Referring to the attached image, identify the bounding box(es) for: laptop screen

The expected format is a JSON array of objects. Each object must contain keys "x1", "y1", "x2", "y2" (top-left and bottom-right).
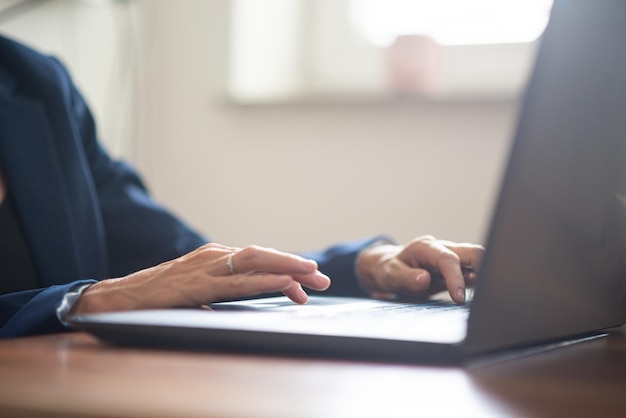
[{"x1": 465, "y1": 0, "x2": 626, "y2": 354}]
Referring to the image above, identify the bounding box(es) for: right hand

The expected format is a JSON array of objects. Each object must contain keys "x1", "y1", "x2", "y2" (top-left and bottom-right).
[
  {"x1": 356, "y1": 236, "x2": 484, "y2": 304},
  {"x1": 69, "y1": 243, "x2": 331, "y2": 315}
]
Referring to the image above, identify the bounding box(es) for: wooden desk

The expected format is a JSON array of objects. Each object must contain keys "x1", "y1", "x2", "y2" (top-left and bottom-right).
[{"x1": 0, "y1": 326, "x2": 624, "y2": 418}]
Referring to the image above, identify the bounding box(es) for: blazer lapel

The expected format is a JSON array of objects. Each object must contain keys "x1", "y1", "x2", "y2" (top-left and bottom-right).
[{"x1": 0, "y1": 76, "x2": 107, "y2": 286}]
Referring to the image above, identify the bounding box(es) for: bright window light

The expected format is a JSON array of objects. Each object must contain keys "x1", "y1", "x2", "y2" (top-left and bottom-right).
[{"x1": 352, "y1": 0, "x2": 554, "y2": 47}]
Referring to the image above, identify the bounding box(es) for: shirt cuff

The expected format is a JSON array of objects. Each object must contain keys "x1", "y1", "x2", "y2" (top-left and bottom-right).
[{"x1": 56, "y1": 283, "x2": 94, "y2": 326}]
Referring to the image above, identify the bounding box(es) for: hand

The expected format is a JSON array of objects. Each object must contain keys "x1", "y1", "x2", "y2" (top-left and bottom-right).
[
  {"x1": 70, "y1": 243, "x2": 331, "y2": 315},
  {"x1": 355, "y1": 235, "x2": 484, "y2": 304}
]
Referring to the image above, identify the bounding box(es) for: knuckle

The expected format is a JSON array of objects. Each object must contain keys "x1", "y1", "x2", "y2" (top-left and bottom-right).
[
  {"x1": 228, "y1": 275, "x2": 246, "y2": 291},
  {"x1": 200, "y1": 243, "x2": 219, "y2": 251},
  {"x1": 414, "y1": 276, "x2": 431, "y2": 293},
  {"x1": 195, "y1": 244, "x2": 220, "y2": 259},
  {"x1": 238, "y1": 245, "x2": 263, "y2": 262},
  {"x1": 416, "y1": 235, "x2": 436, "y2": 243},
  {"x1": 410, "y1": 235, "x2": 436, "y2": 250},
  {"x1": 243, "y1": 244, "x2": 265, "y2": 254},
  {"x1": 438, "y1": 251, "x2": 460, "y2": 268}
]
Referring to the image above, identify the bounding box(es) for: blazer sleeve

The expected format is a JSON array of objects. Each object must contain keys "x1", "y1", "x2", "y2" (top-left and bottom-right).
[{"x1": 0, "y1": 280, "x2": 96, "y2": 338}]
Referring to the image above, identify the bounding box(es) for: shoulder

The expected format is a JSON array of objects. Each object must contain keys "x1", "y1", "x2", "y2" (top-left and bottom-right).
[
  {"x1": 0, "y1": 35, "x2": 51, "y2": 67},
  {"x1": 0, "y1": 35, "x2": 70, "y2": 96}
]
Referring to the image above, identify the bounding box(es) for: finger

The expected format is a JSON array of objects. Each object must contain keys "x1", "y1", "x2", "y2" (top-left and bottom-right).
[
  {"x1": 440, "y1": 240, "x2": 484, "y2": 262},
  {"x1": 206, "y1": 273, "x2": 294, "y2": 302},
  {"x1": 400, "y1": 237, "x2": 466, "y2": 304},
  {"x1": 371, "y1": 256, "x2": 432, "y2": 295},
  {"x1": 290, "y1": 271, "x2": 331, "y2": 291},
  {"x1": 204, "y1": 246, "x2": 317, "y2": 277},
  {"x1": 441, "y1": 241, "x2": 485, "y2": 285},
  {"x1": 433, "y1": 248, "x2": 466, "y2": 304},
  {"x1": 282, "y1": 282, "x2": 309, "y2": 304},
  {"x1": 205, "y1": 251, "x2": 330, "y2": 291}
]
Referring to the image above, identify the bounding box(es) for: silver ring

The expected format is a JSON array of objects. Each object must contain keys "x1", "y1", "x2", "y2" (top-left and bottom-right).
[{"x1": 226, "y1": 252, "x2": 236, "y2": 274}]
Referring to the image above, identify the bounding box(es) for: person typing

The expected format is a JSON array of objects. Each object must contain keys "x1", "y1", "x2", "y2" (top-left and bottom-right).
[{"x1": 0, "y1": 35, "x2": 483, "y2": 339}]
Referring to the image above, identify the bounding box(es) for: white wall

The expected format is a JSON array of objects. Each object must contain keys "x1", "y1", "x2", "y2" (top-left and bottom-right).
[
  {"x1": 1, "y1": 0, "x2": 519, "y2": 253},
  {"x1": 133, "y1": 0, "x2": 517, "y2": 252}
]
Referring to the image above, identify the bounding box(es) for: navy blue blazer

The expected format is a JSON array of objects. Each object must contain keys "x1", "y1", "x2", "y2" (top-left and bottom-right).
[{"x1": 0, "y1": 36, "x2": 378, "y2": 338}]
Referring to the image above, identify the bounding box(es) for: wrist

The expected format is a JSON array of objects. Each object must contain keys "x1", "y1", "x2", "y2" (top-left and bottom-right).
[
  {"x1": 355, "y1": 240, "x2": 397, "y2": 296},
  {"x1": 68, "y1": 277, "x2": 133, "y2": 316},
  {"x1": 56, "y1": 282, "x2": 96, "y2": 325}
]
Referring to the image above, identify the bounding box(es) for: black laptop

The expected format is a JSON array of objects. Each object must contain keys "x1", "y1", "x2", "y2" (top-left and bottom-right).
[{"x1": 70, "y1": 0, "x2": 626, "y2": 364}]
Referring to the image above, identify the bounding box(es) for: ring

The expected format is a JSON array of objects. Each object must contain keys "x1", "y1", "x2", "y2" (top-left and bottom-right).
[{"x1": 226, "y1": 252, "x2": 237, "y2": 274}]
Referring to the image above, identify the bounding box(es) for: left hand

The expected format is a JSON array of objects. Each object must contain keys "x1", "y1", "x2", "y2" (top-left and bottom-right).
[
  {"x1": 69, "y1": 243, "x2": 331, "y2": 316},
  {"x1": 355, "y1": 235, "x2": 484, "y2": 304}
]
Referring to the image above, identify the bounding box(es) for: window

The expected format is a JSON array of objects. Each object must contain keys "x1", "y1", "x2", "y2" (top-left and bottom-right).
[
  {"x1": 352, "y1": 0, "x2": 552, "y2": 47},
  {"x1": 228, "y1": 0, "x2": 554, "y2": 104}
]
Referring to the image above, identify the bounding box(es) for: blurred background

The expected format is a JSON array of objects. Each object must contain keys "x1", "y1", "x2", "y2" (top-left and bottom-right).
[{"x1": 0, "y1": 0, "x2": 553, "y2": 252}]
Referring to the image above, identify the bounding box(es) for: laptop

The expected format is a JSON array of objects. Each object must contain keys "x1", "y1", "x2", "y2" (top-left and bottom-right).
[{"x1": 70, "y1": 0, "x2": 626, "y2": 364}]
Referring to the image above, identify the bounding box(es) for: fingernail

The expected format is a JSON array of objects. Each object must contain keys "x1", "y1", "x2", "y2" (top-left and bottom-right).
[
  {"x1": 317, "y1": 273, "x2": 331, "y2": 290},
  {"x1": 415, "y1": 272, "x2": 426, "y2": 291},
  {"x1": 297, "y1": 287, "x2": 309, "y2": 303},
  {"x1": 456, "y1": 288, "x2": 466, "y2": 304}
]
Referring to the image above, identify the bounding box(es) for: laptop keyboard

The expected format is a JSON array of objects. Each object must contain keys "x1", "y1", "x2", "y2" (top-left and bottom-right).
[
  {"x1": 213, "y1": 296, "x2": 470, "y2": 321},
  {"x1": 323, "y1": 300, "x2": 470, "y2": 323},
  {"x1": 206, "y1": 296, "x2": 472, "y2": 343}
]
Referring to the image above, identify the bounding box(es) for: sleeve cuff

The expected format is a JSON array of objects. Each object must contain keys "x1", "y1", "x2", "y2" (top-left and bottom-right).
[{"x1": 56, "y1": 283, "x2": 94, "y2": 326}]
